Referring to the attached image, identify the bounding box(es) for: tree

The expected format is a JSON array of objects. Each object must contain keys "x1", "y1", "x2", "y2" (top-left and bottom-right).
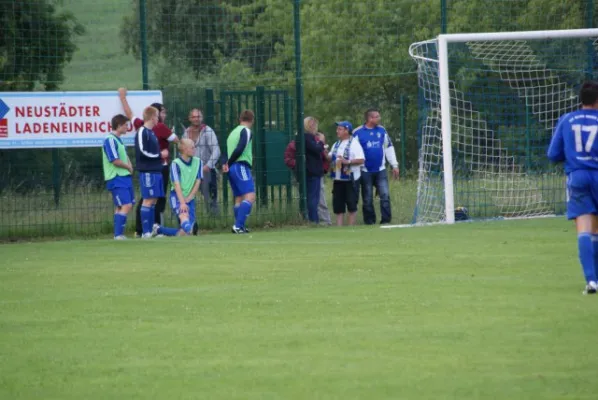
[
  {"x1": 0, "y1": 0, "x2": 84, "y2": 91},
  {"x1": 120, "y1": 0, "x2": 596, "y2": 171},
  {"x1": 121, "y1": 0, "x2": 247, "y2": 76}
]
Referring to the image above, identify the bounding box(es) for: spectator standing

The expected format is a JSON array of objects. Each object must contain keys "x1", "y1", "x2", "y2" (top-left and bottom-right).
[{"x1": 352, "y1": 108, "x2": 399, "y2": 225}]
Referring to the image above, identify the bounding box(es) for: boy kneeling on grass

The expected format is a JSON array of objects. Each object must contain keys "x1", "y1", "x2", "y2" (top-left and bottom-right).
[
  {"x1": 152, "y1": 139, "x2": 203, "y2": 236},
  {"x1": 102, "y1": 114, "x2": 135, "y2": 240}
]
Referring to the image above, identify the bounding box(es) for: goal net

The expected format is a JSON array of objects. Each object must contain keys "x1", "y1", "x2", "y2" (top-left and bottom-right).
[{"x1": 409, "y1": 29, "x2": 598, "y2": 224}]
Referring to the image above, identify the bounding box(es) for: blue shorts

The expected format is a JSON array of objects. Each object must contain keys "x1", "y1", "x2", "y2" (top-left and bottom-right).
[
  {"x1": 169, "y1": 191, "x2": 196, "y2": 224},
  {"x1": 139, "y1": 172, "x2": 165, "y2": 199},
  {"x1": 228, "y1": 163, "x2": 255, "y2": 197},
  {"x1": 110, "y1": 186, "x2": 135, "y2": 207},
  {"x1": 566, "y1": 170, "x2": 598, "y2": 220}
]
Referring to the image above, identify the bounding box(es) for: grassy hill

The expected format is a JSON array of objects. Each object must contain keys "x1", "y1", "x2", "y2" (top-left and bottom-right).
[{"x1": 60, "y1": 0, "x2": 143, "y2": 91}]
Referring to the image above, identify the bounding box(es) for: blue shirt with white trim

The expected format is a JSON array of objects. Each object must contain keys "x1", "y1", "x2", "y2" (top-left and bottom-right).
[
  {"x1": 548, "y1": 109, "x2": 598, "y2": 174},
  {"x1": 352, "y1": 124, "x2": 396, "y2": 172},
  {"x1": 134, "y1": 126, "x2": 162, "y2": 173},
  {"x1": 102, "y1": 135, "x2": 132, "y2": 190}
]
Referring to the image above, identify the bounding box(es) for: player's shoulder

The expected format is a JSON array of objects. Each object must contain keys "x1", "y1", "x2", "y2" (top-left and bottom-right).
[
  {"x1": 171, "y1": 159, "x2": 182, "y2": 170},
  {"x1": 241, "y1": 127, "x2": 252, "y2": 137},
  {"x1": 560, "y1": 109, "x2": 592, "y2": 122},
  {"x1": 377, "y1": 125, "x2": 388, "y2": 133},
  {"x1": 104, "y1": 134, "x2": 120, "y2": 146},
  {"x1": 352, "y1": 125, "x2": 365, "y2": 135}
]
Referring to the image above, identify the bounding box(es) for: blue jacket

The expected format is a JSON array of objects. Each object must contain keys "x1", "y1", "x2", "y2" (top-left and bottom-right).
[{"x1": 135, "y1": 126, "x2": 163, "y2": 173}]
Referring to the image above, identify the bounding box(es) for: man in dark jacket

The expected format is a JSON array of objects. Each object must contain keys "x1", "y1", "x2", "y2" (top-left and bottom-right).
[{"x1": 303, "y1": 117, "x2": 325, "y2": 223}]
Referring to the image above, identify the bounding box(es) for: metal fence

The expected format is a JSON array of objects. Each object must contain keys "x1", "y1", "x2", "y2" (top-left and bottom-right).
[{"x1": 0, "y1": 0, "x2": 596, "y2": 238}]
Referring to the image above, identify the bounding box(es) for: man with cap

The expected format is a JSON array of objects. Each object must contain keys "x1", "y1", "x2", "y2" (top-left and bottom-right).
[
  {"x1": 118, "y1": 88, "x2": 179, "y2": 235},
  {"x1": 327, "y1": 121, "x2": 365, "y2": 226}
]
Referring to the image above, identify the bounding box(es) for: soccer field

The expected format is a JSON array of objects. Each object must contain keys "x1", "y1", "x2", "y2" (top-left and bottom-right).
[{"x1": 1, "y1": 218, "x2": 596, "y2": 399}]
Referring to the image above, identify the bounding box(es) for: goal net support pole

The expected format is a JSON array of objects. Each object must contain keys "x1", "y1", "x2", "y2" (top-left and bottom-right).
[{"x1": 410, "y1": 28, "x2": 598, "y2": 225}]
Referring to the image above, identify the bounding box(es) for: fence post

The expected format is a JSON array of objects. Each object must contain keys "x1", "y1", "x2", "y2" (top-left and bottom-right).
[
  {"x1": 284, "y1": 95, "x2": 293, "y2": 205},
  {"x1": 139, "y1": 0, "x2": 149, "y2": 90},
  {"x1": 205, "y1": 89, "x2": 215, "y2": 127},
  {"x1": 52, "y1": 149, "x2": 60, "y2": 207},
  {"x1": 586, "y1": 0, "x2": 595, "y2": 79},
  {"x1": 400, "y1": 95, "x2": 407, "y2": 176},
  {"x1": 440, "y1": 0, "x2": 447, "y2": 34},
  {"x1": 293, "y1": 0, "x2": 307, "y2": 220},
  {"x1": 220, "y1": 95, "x2": 229, "y2": 214},
  {"x1": 256, "y1": 86, "x2": 268, "y2": 207},
  {"x1": 525, "y1": 97, "x2": 532, "y2": 171}
]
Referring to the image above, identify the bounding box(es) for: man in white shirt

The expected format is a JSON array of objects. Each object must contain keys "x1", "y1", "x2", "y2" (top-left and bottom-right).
[{"x1": 327, "y1": 121, "x2": 365, "y2": 226}]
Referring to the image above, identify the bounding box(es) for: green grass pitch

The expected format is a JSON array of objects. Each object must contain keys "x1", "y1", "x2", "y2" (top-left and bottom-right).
[{"x1": 1, "y1": 218, "x2": 597, "y2": 399}]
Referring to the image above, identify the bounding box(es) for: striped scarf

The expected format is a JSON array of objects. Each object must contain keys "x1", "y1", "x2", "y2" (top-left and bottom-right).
[{"x1": 329, "y1": 138, "x2": 353, "y2": 180}]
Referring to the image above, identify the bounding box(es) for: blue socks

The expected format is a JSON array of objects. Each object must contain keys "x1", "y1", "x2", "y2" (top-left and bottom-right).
[
  {"x1": 578, "y1": 233, "x2": 597, "y2": 283},
  {"x1": 114, "y1": 213, "x2": 127, "y2": 237},
  {"x1": 234, "y1": 204, "x2": 240, "y2": 223},
  {"x1": 592, "y1": 235, "x2": 598, "y2": 280},
  {"x1": 149, "y1": 205, "x2": 156, "y2": 230},
  {"x1": 140, "y1": 206, "x2": 152, "y2": 235},
  {"x1": 181, "y1": 220, "x2": 193, "y2": 234},
  {"x1": 155, "y1": 221, "x2": 193, "y2": 237},
  {"x1": 235, "y1": 200, "x2": 253, "y2": 229},
  {"x1": 157, "y1": 226, "x2": 179, "y2": 236}
]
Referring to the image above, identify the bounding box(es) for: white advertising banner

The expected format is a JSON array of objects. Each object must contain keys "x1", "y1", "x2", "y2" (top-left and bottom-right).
[{"x1": 0, "y1": 90, "x2": 163, "y2": 149}]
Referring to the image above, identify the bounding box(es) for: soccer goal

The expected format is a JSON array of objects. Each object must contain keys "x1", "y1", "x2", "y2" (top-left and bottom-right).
[{"x1": 407, "y1": 28, "x2": 598, "y2": 225}]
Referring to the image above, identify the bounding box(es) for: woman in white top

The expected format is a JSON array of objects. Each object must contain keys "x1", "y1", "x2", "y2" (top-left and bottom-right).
[{"x1": 327, "y1": 121, "x2": 365, "y2": 226}]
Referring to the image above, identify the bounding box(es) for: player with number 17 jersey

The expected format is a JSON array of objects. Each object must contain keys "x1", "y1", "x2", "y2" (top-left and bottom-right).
[
  {"x1": 547, "y1": 81, "x2": 598, "y2": 295},
  {"x1": 548, "y1": 108, "x2": 598, "y2": 220}
]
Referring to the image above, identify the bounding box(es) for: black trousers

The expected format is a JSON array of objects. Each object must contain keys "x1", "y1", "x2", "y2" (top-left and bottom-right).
[{"x1": 135, "y1": 164, "x2": 169, "y2": 234}]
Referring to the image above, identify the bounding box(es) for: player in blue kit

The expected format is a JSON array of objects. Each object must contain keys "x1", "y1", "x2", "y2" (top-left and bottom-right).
[
  {"x1": 151, "y1": 139, "x2": 203, "y2": 237},
  {"x1": 548, "y1": 81, "x2": 598, "y2": 294},
  {"x1": 102, "y1": 114, "x2": 134, "y2": 240},
  {"x1": 222, "y1": 110, "x2": 255, "y2": 234},
  {"x1": 135, "y1": 106, "x2": 168, "y2": 238}
]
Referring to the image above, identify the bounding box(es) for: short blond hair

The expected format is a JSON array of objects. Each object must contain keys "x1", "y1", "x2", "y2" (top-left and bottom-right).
[
  {"x1": 143, "y1": 106, "x2": 159, "y2": 122},
  {"x1": 304, "y1": 116, "x2": 318, "y2": 134},
  {"x1": 178, "y1": 138, "x2": 195, "y2": 152}
]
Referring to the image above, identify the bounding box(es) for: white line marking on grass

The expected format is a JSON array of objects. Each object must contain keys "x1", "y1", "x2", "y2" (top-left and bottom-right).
[{"x1": 381, "y1": 214, "x2": 560, "y2": 229}]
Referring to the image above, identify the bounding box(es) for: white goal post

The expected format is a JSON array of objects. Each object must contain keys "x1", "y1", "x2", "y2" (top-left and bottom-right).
[{"x1": 408, "y1": 28, "x2": 598, "y2": 225}]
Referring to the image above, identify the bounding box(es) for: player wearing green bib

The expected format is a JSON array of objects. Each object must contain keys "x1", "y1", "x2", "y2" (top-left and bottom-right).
[
  {"x1": 152, "y1": 139, "x2": 203, "y2": 236},
  {"x1": 222, "y1": 110, "x2": 255, "y2": 234},
  {"x1": 102, "y1": 114, "x2": 134, "y2": 240}
]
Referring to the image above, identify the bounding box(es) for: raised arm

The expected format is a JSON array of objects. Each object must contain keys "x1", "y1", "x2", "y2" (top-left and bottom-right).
[
  {"x1": 118, "y1": 88, "x2": 134, "y2": 121},
  {"x1": 305, "y1": 133, "x2": 324, "y2": 156}
]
